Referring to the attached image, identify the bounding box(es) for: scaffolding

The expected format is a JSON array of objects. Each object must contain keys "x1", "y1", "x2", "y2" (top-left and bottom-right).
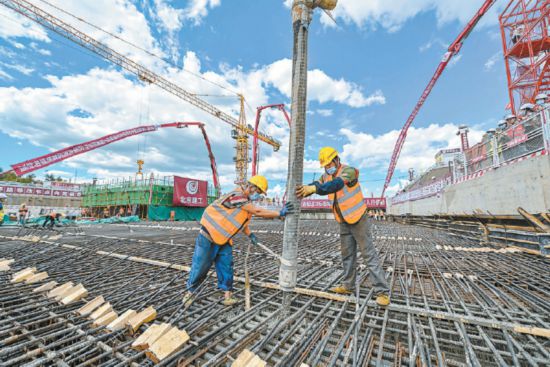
[{"x1": 81, "y1": 176, "x2": 218, "y2": 219}]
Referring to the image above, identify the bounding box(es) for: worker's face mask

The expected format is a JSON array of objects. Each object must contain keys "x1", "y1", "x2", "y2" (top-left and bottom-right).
[
  {"x1": 248, "y1": 185, "x2": 263, "y2": 201},
  {"x1": 325, "y1": 165, "x2": 337, "y2": 175},
  {"x1": 249, "y1": 193, "x2": 262, "y2": 201}
]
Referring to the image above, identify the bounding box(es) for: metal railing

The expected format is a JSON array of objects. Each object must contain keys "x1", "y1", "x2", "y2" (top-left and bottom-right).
[
  {"x1": 461, "y1": 107, "x2": 549, "y2": 178},
  {"x1": 391, "y1": 107, "x2": 550, "y2": 203}
]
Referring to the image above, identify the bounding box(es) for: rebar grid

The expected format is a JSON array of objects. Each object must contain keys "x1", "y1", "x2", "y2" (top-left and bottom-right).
[{"x1": 0, "y1": 219, "x2": 549, "y2": 366}]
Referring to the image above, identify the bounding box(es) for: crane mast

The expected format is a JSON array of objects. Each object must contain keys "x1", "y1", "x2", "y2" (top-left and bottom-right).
[{"x1": 0, "y1": 0, "x2": 280, "y2": 183}]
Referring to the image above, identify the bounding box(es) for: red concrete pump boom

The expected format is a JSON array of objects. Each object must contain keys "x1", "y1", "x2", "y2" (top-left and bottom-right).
[
  {"x1": 251, "y1": 104, "x2": 291, "y2": 176},
  {"x1": 381, "y1": 0, "x2": 497, "y2": 197},
  {"x1": 9, "y1": 122, "x2": 221, "y2": 193}
]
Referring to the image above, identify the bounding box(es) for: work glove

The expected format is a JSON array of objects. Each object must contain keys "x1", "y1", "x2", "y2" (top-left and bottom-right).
[
  {"x1": 279, "y1": 202, "x2": 294, "y2": 217},
  {"x1": 249, "y1": 233, "x2": 259, "y2": 246},
  {"x1": 296, "y1": 185, "x2": 317, "y2": 199}
]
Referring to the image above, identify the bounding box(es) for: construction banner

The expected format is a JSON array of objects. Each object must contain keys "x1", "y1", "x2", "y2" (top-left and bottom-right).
[
  {"x1": 300, "y1": 198, "x2": 386, "y2": 210},
  {"x1": 173, "y1": 176, "x2": 208, "y2": 207}
]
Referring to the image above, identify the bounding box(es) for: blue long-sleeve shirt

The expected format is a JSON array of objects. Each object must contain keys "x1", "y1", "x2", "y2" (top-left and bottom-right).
[
  {"x1": 311, "y1": 166, "x2": 359, "y2": 195},
  {"x1": 312, "y1": 178, "x2": 345, "y2": 195}
]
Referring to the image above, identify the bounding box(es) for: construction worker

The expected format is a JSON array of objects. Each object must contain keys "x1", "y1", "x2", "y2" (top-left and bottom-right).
[
  {"x1": 183, "y1": 175, "x2": 293, "y2": 306},
  {"x1": 519, "y1": 103, "x2": 535, "y2": 118},
  {"x1": 296, "y1": 147, "x2": 390, "y2": 306},
  {"x1": 43, "y1": 211, "x2": 62, "y2": 229},
  {"x1": 18, "y1": 203, "x2": 28, "y2": 226},
  {"x1": 535, "y1": 93, "x2": 548, "y2": 111},
  {"x1": 0, "y1": 193, "x2": 6, "y2": 225}
]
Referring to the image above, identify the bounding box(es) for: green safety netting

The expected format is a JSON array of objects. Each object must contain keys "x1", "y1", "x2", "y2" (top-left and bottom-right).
[{"x1": 147, "y1": 206, "x2": 204, "y2": 221}]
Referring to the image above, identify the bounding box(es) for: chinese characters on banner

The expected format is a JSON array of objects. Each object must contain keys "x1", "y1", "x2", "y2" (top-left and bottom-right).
[
  {"x1": 173, "y1": 176, "x2": 208, "y2": 207},
  {"x1": 11, "y1": 125, "x2": 157, "y2": 175},
  {"x1": 0, "y1": 185, "x2": 82, "y2": 197},
  {"x1": 300, "y1": 198, "x2": 386, "y2": 210}
]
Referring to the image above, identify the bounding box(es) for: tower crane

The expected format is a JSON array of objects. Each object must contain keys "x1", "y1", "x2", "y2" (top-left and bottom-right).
[
  {"x1": 381, "y1": 0, "x2": 497, "y2": 197},
  {"x1": 9, "y1": 122, "x2": 222, "y2": 194},
  {"x1": 0, "y1": 0, "x2": 280, "y2": 183}
]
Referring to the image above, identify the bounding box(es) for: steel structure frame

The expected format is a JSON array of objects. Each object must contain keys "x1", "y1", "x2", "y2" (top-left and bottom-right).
[
  {"x1": 500, "y1": 0, "x2": 550, "y2": 116},
  {"x1": 9, "y1": 122, "x2": 221, "y2": 193},
  {"x1": 381, "y1": 0, "x2": 498, "y2": 197}
]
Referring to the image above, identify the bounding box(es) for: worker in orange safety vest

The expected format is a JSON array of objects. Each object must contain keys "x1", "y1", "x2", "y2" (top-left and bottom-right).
[
  {"x1": 296, "y1": 147, "x2": 390, "y2": 306},
  {"x1": 183, "y1": 175, "x2": 293, "y2": 307}
]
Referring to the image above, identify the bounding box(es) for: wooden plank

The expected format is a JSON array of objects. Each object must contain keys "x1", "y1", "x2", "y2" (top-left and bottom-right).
[
  {"x1": 61, "y1": 285, "x2": 88, "y2": 305},
  {"x1": 132, "y1": 323, "x2": 172, "y2": 351},
  {"x1": 231, "y1": 349, "x2": 255, "y2": 367},
  {"x1": 127, "y1": 306, "x2": 157, "y2": 333},
  {"x1": 54, "y1": 284, "x2": 80, "y2": 301},
  {"x1": 90, "y1": 302, "x2": 113, "y2": 320},
  {"x1": 146, "y1": 326, "x2": 190, "y2": 363},
  {"x1": 0, "y1": 263, "x2": 10, "y2": 272},
  {"x1": 107, "y1": 309, "x2": 136, "y2": 331},
  {"x1": 33, "y1": 281, "x2": 58, "y2": 293},
  {"x1": 47, "y1": 282, "x2": 74, "y2": 299},
  {"x1": 77, "y1": 296, "x2": 105, "y2": 316},
  {"x1": 518, "y1": 207, "x2": 550, "y2": 233},
  {"x1": 0, "y1": 258, "x2": 14, "y2": 267},
  {"x1": 25, "y1": 272, "x2": 49, "y2": 284},
  {"x1": 11, "y1": 267, "x2": 36, "y2": 283},
  {"x1": 93, "y1": 311, "x2": 118, "y2": 327},
  {"x1": 514, "y1": 325, "x2": 550, "y2": 338}
]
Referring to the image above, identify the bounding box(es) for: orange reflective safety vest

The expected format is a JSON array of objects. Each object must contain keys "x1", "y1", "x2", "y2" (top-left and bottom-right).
[
  {"x1": 200, "y1": 190, "x2": 252, "y2": 245},
  {"x1": 321, "y1": 165, "x2": 367, "y2": 224}
]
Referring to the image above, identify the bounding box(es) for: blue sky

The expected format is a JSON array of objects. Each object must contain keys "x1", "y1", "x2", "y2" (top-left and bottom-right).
[{"x1": 0, "y1": 0, "x2": 511, "y2": 197}]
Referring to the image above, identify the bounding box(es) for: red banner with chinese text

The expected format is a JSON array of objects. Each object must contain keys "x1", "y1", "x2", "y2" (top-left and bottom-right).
[
  {"x1": 173, "y1": 176, "x2": 208, "y2": 207},
  {"x1": 300, "y1": 198, "x2": 386, "y2": 210}
]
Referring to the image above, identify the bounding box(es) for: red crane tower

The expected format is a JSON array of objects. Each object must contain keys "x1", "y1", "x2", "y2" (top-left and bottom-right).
[{"x1": 500, "y1": 0, "x2": 550, "y2": 115}]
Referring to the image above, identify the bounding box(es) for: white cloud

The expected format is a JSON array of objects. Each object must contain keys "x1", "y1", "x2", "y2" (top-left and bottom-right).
[
  {"x1": 183, "y1": 0, "x2": 221, "y2": 25},
  {"x1": 1, "y1": 62, "x2": 34, "y2": 76},
  {"x1": 316, "y1": 109, "x2": 333, "y2": 117},
  {"x1": 262, "y1": 58, "x2": 385, "y2": 108},
  {"x1": 284, "y1": 0, "x2": 505, "y2": 32},
  {"x1": 419, "y1": 38, "x2": 447, "y2": 52},
  {"x1": 0, "y1": 68, "x2": 13, "y2": 80},
  {"x1": 1, "y1": 1, "x2": 168, "y2": 69},
  {"x1": 484, "y1": 52, "x2": 501, "y2": 71},
  {"x1": 448, "y1": 54, "x2": 462, "y2": 68},
  {"x1": 338, "y1": 123, "x2": 485, "y2": 174},
  {"x1": 0, "y1": 7, "x2": 50, "y2": 41}
]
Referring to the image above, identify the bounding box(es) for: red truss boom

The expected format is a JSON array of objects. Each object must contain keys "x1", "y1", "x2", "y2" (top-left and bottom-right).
[
  {"x1": 381, "y1": 0, "x2": 497, "y2": 197},
  {"x1": 10, "y1": 122, "x2": 221, "y2": 192}
]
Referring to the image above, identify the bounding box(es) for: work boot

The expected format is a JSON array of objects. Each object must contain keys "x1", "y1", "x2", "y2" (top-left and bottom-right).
[
  {"x1": 330, "y1": 285, "x2": 353, "y2": 295},
  {"x1": 222, "y1": 296, "x2": 239, "y2": 306},
  {"x1": 376, "y1": 294, "x2": 390, "y2": 306},
  {"x1": 182, "y1": 291, "x2": 194, "y2": 307}
]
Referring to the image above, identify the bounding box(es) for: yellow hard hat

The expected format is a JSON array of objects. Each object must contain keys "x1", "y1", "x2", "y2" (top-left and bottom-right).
[
  {"x1": 247, "y1": 175, "x2": 268, "y2": 194},
  {"x1": 319, "y1": 146, "x2": 338, "y2": 167}
]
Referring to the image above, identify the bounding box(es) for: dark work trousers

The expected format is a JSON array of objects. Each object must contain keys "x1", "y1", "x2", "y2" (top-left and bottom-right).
[
  {"x1": 43, "y1": 216, "x2": 55, "y2": 228},
  {"x1": 339, "y1": 214, "x2": 389, "y2": 295}
]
